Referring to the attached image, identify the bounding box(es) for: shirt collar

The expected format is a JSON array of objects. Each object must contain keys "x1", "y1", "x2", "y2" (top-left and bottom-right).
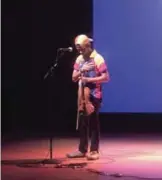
[{"x1": 90, "y1": 49, "x2": 97, "y2": 58}]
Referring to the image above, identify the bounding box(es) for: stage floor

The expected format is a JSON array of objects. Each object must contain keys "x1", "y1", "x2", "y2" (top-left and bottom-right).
[{"x1": 1, "y1": 134, "x2": 162, "y2": 180}]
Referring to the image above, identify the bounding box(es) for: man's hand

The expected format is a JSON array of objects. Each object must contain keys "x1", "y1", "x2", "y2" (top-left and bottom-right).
[
  {"x1": 79, "y1": 77, "x2": 89, "y2": 84},
  {"x1": 85, "y1": 103, "x2": 95, "y2": 115},
  {"x1": 72, "y1": 63, "x2": 95, "y2": 82},
  {"x1": 80, "y1": 62, "x2": 95, "y2": 73},
  {"x1": 79, "y1": 72, "x2": 109, "y2": 84}
]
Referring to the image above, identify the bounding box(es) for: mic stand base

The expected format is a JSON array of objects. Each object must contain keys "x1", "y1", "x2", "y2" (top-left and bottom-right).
[
  {"x1": 41, "y1": 159, "x2": 61, "y2": 164},
  {"x1": 1, "y1": 137, "x2": 62, "y2": 166},
  {"x1": 1, "y1": 158, "x2": 62, "y2": 167}
]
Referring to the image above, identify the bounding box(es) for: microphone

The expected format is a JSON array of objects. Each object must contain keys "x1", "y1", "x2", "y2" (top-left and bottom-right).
[{"x1": 58, "y1": 47, "x2": 73, "y2": 52}]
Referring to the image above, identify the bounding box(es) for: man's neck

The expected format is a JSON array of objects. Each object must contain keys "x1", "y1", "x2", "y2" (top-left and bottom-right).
[{"x1": 83, "y1": 49, "x2": 93, "y2": 60}]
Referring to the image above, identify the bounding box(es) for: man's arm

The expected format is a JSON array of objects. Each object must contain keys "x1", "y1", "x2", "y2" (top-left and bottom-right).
[
  {"x1": 72, "y1": 55, "x2": 95, "y2": 82},
  {"x1": 81, "y1": 54, "x2": 110, "y2": 83},
  {"x1": 86, "y1": 71, "x2": 109, "y2": 83},
  {"x1": 72, "y1": 70, "x2": 82, "y2": 82},
  {"x1": 72, "y1": 56, "x2": 81, "y2": 82}
]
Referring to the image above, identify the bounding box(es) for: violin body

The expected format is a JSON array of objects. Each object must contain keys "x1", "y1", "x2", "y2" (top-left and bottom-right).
[{"x1": 77, "y1": 82, "x2": 94, "y2": 116}]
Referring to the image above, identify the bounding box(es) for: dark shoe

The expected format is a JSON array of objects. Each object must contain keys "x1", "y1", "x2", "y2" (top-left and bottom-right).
[
  {"x1": 87, "y1": 151, "x2": 99, "y2": 160},
  {"x1": 66, "y1": 151, "x2": 86, "y2": 158}
]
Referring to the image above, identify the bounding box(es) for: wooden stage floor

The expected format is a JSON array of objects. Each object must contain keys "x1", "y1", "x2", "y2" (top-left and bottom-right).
[{"x1": 1, "y1": 134, "x2": 162, "y2": 180}]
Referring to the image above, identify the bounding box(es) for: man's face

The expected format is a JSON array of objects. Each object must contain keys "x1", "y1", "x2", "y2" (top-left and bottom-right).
[
  {"x1": 75, "y1": 43, "x2": 91, "y2": 57},
  {"x1": 74, "y1": 35, "x2": 92, "y2": 57},
  {"x1": 75, "y1": 44, "x2": 86, "y2": 54}
]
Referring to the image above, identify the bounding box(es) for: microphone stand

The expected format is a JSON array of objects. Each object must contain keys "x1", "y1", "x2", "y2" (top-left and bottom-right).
[
  {"x1": 44, "y1": 49, "x2": 65, "y2": 80},
  {"x1": 41, "y1": 49, "x2": 65, "y2": 164},
  {"x1": 1, "y1": 49, "x2": 66, "y2": 167}
]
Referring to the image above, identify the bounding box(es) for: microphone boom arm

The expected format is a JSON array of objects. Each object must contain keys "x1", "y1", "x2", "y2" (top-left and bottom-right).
[{"x1": 43, "y1": 49, "x2": 65, "y2": 80}]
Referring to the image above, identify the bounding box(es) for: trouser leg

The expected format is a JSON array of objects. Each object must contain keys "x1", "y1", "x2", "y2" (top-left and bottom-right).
[
  {"x1": 78, "y1": 114, "x2": 89, "y2": 153},
  {"x1": 90, "y1": 110, "x2": 100, "y2": 152}
]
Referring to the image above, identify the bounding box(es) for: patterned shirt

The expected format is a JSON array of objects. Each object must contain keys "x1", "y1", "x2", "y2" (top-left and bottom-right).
[{"x1": 73, "y1": 50, "x2": 108, "y2": 101}]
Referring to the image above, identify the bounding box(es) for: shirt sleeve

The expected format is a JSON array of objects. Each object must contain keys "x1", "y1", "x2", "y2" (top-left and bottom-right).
[
  {"x1": 73, "y1": 55, "x2": 81, "y2": 71},
  {"x1": 95, "y1": 54, "x2": 108, "y2": 73}
]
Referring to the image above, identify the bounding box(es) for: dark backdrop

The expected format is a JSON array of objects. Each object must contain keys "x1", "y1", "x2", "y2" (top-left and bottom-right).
[
  {"x1": 2, "y1": 0, "x2": 162, "y2": 139},
  {"x1": 2, "y1": 0, "x2": 93, "y2": 137}
]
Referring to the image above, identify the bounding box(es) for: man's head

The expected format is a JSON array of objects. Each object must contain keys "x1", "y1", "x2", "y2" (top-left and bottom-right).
[{"x1": 74, "y1": 34, "x2": 93, "y2": 57}]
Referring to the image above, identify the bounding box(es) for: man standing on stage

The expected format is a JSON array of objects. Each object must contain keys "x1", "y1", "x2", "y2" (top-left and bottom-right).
[{"x1": 67, "y1": 34, "x2": 110, "y2": 160}]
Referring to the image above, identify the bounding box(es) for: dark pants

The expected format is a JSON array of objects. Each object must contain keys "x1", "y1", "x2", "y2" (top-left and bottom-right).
[{"x1": 78, "y1": 99, "x2": 100, "y2": 153}]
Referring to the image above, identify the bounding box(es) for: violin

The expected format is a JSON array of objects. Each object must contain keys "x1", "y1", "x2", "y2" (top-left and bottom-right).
[
  {"x1": 76, "y1": 61, "x2": 95, "y2": 130},
  {"x1": 77, "y1": 76, "x2": 94, "y2": 116}
]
